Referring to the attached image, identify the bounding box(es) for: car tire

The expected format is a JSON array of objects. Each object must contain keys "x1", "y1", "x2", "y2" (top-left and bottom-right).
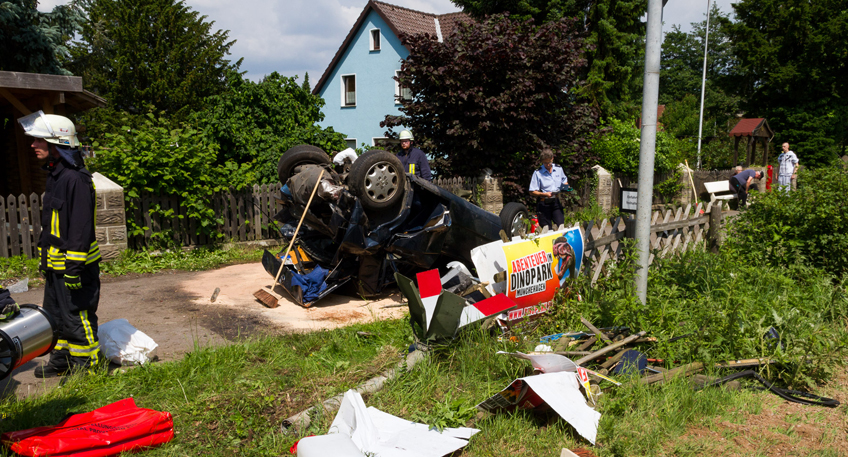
[
  {"x1": 278, "y1": 145, "x2": 331, "y2": 184},
  {"x1": 347, "y1": 149, "x2": 406, "y2": 211},
  {"x1": 499, "y1": 202, "x2": 530, "y2": 238}
]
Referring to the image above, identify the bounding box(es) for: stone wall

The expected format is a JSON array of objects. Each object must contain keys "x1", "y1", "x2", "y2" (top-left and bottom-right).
[{"x1": 92, "y1": 173, "x2": 127, "y2": 260}]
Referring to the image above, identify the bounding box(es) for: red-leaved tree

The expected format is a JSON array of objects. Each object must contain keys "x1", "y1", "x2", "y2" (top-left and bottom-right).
[{"x1": 383, "y1": 14, "x2": 600, "y2": 199}]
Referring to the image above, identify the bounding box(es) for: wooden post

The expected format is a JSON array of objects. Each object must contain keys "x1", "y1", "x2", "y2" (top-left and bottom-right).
[{"x1": 708, "y1": 201, "x2": 722, "y2": 253}]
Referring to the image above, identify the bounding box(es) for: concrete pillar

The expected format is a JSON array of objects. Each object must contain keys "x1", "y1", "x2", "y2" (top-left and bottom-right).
[
  {"x1": 677, "y1": 163, "x2": 695, "y2": 206},
  {"x1": 92, "y1": 172, "x2": 127, "y2": 260},
  {"x1": 479, "y1": 176, "x2": 503, "y2": 215},
  {"x1": 592, "y1": 165, "x2": 612, "y2": 212}
]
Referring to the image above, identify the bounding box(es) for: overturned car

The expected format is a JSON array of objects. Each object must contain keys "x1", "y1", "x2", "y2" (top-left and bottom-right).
[{"x1": 261, "y1": 145, "x2": 530, "y2": 306}]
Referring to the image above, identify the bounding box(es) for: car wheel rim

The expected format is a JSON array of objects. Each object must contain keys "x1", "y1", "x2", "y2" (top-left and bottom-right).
[
  {"x1": 364, "y1": 162, "x2": 399, "y2": 202},
  {"x1": 510, "y1": 212, "x2": 527, "y2": 237}
]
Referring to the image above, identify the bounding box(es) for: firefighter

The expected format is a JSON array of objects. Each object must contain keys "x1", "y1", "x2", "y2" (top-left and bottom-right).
[
  {"x1": 17, "y1": 111, "x2": 102, "y2": 377},
  {"x1": 396, "y1": 130, "x2": 432, "y2": 181}
]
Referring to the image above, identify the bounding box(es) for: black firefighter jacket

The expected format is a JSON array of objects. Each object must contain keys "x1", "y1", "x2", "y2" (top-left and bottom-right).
[{"x1": 39, "y1": 159, "x2": 101, "y2": 276}]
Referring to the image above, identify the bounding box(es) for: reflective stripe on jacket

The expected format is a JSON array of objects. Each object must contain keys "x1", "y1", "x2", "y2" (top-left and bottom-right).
[{"x1": 39, "y1": 159, "x2": 101, "y2": 275}]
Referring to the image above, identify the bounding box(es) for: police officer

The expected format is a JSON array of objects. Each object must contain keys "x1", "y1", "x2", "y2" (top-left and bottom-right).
[
  {"x1": 396, "y1": 130, "x2": 432, "y2": 181},
  {"x1": 18, "y1": 111, "x2": 102, "y2": 377},
  {"x1": 529, "y1": 148, "x2": 569, "y2": 230}
]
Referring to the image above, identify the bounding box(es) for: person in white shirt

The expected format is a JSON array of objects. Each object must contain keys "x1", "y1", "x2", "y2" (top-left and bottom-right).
[{"x1": 777, "y1": 142, "x2": 799, "y2": 192}]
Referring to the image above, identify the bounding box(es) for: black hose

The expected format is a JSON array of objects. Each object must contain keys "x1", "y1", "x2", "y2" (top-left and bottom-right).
[{"x1": 703, "y1": 370, "x2": 840, "y2": 408}]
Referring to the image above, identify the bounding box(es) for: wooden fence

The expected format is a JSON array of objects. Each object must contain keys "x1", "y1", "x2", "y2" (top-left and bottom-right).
[
  {"x1": 0, "y1": 193, "x2": 41, "y2": 259},
  {"x1": 127, "y1": 183, "x2": 286, "y2": 249},
  {"x1": 579, "y1": 201, "x2": 724, "y2": 284}
]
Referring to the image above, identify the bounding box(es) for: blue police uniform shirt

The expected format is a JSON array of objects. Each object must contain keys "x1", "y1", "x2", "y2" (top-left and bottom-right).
[{"x1": 529, "y1": 164, "x2": 568, "y2": 193}]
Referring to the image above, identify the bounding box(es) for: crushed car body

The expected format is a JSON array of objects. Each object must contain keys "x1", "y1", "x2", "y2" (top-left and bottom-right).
[{"x1": 261, "y1": 145, "x2": 529, "y2": 307}]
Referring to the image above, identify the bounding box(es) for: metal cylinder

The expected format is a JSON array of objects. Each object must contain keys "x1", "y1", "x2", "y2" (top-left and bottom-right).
[{"x1": 0, "y1": 304, "x2": 58, "y2": 380}]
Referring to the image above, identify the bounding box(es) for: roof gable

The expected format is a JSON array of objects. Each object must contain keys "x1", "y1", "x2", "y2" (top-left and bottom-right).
[
  {"x1": 729, "y1": 118, "x2": 774, "y2": 138},
  {"x1": 312, "y1": 1, "x2": 470, "y2": 95}
]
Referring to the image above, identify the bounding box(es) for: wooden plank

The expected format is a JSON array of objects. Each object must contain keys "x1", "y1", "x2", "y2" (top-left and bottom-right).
[
  {"x1": 18, "y1": 194, "x2": 32, "y2": 258},
  {"x1": 142, "y1": 192, "x2": 152, "y2": 244},
  {"x1": 7, "y1": 195, "x2": 20, "y2": 256},
  {"x1": 584, "y1": 229, "x2": 627, "y2": 251},
  {"x1": 0, "y1": 87, "x2": 32, "y2": 114},
  {"x1": 253, "y1": 185, "x2": 262, "y2": 241},
  {"x1": 30, "y1": 193, "x2": 41, "y2": 255},
  {"x1": 0, "y1": 72, "x2": 83, "y2": 91},
  {"x1": 651, "y1": 215, "x2": 710, "y2": 233},
  {"x1": 238, "y1": 190, "x2": 246, "y2": 241},
  {"x1": 0, "y1": 197, "x2": 8, "y2": 257},
  {"x1": 228, "y1": 191, "x2": 238, "y2": 239}
]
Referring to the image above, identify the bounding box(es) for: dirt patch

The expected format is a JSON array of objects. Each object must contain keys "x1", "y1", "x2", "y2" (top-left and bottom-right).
[
  {"x1": 1, "y1": 263, "x2": 407, "y2": 400},
  {"x1": 671, "y1": 371, "x2": 848, "y2": 456}
]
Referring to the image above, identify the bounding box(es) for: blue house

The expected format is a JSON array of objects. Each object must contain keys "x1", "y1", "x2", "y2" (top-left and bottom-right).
[{"x1": 313, "y1": 1, "x2": 469, "y2": 149}]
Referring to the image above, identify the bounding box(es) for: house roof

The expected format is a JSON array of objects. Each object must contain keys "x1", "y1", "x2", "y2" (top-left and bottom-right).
[
  {"x1": 312, "y1": 0, "x2": 471, "y2": 95},
  {"x1": 729, "y1": 118, "x2": 774, "y2": 138},
  {"x1": 0, "y1": 71, "x2": 106, "y2": 114}
]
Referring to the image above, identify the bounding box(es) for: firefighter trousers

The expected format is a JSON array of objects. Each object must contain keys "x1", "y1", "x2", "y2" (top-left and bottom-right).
[{"x1": 43, "y1": 263, "x2": 101, "y2": 368}]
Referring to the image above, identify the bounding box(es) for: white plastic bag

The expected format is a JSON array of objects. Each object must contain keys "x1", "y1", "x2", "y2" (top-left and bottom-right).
[{"x1": 97, "y1": 319, "x2": 158, "y2": 365}]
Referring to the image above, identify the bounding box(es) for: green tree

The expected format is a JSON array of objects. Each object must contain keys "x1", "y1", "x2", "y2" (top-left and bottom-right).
[
  {"x1": 195, "y1": 70, "x2": 347, "y2": 184},
  {"x1": 660, "y1": 5, "x2": 741, "y2": 141},
  {"x1": 0, "y1": 0, "x2": 82, "y2": 75},
  {"x1": 383, "y1": 14, "x2": 599, "y2": 198},
  {"x1": 70, "y1": 0, "x2": 240, "y2": 117},
  {"x1": 727, "y1": 0, "x2": 848, "y2": 166},
  {"x1": 452, "y1": 0, "x2": 646, "y2": 119}
]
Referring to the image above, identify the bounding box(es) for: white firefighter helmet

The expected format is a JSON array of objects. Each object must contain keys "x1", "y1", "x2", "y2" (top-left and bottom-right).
[
  {"x1": 399, "y1": 130, "x2": 414, "y2": 141},
  {"x1": 17, "y1": 111, "x2": 79, "y2": 148}
]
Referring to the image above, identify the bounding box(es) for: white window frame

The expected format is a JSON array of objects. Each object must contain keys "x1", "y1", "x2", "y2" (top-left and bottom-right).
[
  {"x1": 370, "y1": 29, "x2": 381, "y2": 51},
  {"x1": 345, "y1": 138, "x2": 357, "y2": 149},
  {"x1": 341, "y1": 74, "x2": 356, "y2": 107},
  {"x1": 372, "y1": 137, "x2": 389, "y2": 148},
  {"x1": 394, "y1": 70, "x2": 412, "y2": 104}
]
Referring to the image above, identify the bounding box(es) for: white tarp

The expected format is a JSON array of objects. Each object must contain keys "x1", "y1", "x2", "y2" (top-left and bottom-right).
[{"x1": 297, "y1": 390, "x2": 479, "y2": 457}]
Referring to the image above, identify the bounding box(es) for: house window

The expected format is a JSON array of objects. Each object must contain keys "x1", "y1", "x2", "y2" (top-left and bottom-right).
[
  {"x1": 345, "y1": 138, "x2": 357, "y2": 149},
  {"x1": 341, "y1": 74, "x2": 356, "y2": 106},
  {"x1": 372, "y1": 137, "x2": 389, "y2": 148},
  {"x1": 370, "y1": 29, "x2": 381, "y2": 51},
  {"x1": 395, "y1": 71, "x2": 412, "y2": 103}
]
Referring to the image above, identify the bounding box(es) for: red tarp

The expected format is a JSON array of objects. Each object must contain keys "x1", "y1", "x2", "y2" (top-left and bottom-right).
[{"x1": 2, "y1": 398, "x2": 173, "y2": 457}]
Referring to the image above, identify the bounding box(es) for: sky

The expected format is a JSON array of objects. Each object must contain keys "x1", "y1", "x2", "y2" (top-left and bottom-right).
[{"x1": 38, "y1": 0, "x2": 738, "y2": 83}]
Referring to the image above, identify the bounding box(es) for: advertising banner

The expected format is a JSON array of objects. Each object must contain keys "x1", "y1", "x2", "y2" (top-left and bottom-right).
[{"x1": 471, "y1": 225, "x2": 584, "y2": 322}]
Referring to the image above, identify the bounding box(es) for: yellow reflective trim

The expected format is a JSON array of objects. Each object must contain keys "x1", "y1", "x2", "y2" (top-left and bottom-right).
[
  {"x1": 51, "y1": 209, "x2": 60, "y2": 237},
  {"x1": 69, "y1": 347, "x2": 100, "y2": 358},
  {"x1": 80, "y1": 310, "x2": 96, "y2": 347}
]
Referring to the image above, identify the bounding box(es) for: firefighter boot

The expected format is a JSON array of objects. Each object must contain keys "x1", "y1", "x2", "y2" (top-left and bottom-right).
[{"x1": 34, "y1": 351, "x2": 72, "y2": 378}]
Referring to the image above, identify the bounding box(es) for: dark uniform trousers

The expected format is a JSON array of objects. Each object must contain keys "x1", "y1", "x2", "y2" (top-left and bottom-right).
[
  {"x1": 43, "y1": 262, "x2": 101, "y2": 367},
  {"x1": 536, "y1": 197, "x2": 565, "y2": 230}
]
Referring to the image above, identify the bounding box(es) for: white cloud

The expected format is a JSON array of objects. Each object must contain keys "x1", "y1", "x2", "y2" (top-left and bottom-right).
[{"x1": 36, "y1": 0, "x2": 739, "y2": 82}]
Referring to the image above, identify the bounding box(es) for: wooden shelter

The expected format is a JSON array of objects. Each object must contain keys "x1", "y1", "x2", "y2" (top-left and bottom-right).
[
  {"x1": 728, "y1": 118, "x2": 774, "y2": 166},
  {"x1": 1, "y1": 71, "x2": 105, "y2": 196}
]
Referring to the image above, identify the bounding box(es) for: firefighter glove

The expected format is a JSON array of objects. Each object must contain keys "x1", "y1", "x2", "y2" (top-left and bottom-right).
[{"x1": 64, "y1": 274, "x2": 82, "y2": 290}]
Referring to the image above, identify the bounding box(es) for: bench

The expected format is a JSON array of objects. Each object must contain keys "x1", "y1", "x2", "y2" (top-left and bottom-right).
[{"x1": 704, "y1": 180, "x2": 737, "y2": 203}]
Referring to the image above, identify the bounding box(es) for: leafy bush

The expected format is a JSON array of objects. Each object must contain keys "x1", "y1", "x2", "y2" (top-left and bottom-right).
[
  {"x1": 88, "y1": 113, "x2": 243, "y2": 240},
  {"x1": 729, "y1": 166, "x2": 848, "y2": 278},
  {"x1": 195, "y1": 70, "x2": 347, "y2": 184},
  {"x1": 592, "y1": 117, "x2": 689, "y2": 175}
]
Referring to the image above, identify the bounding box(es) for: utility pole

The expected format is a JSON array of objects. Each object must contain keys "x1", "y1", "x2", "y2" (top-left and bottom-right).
[
  {"x1": 634, "y1": 0, "x2": 664, "y2": 305},
  {"x1": 696, "y1": 0, "x2": 712, "y2": 170}
]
